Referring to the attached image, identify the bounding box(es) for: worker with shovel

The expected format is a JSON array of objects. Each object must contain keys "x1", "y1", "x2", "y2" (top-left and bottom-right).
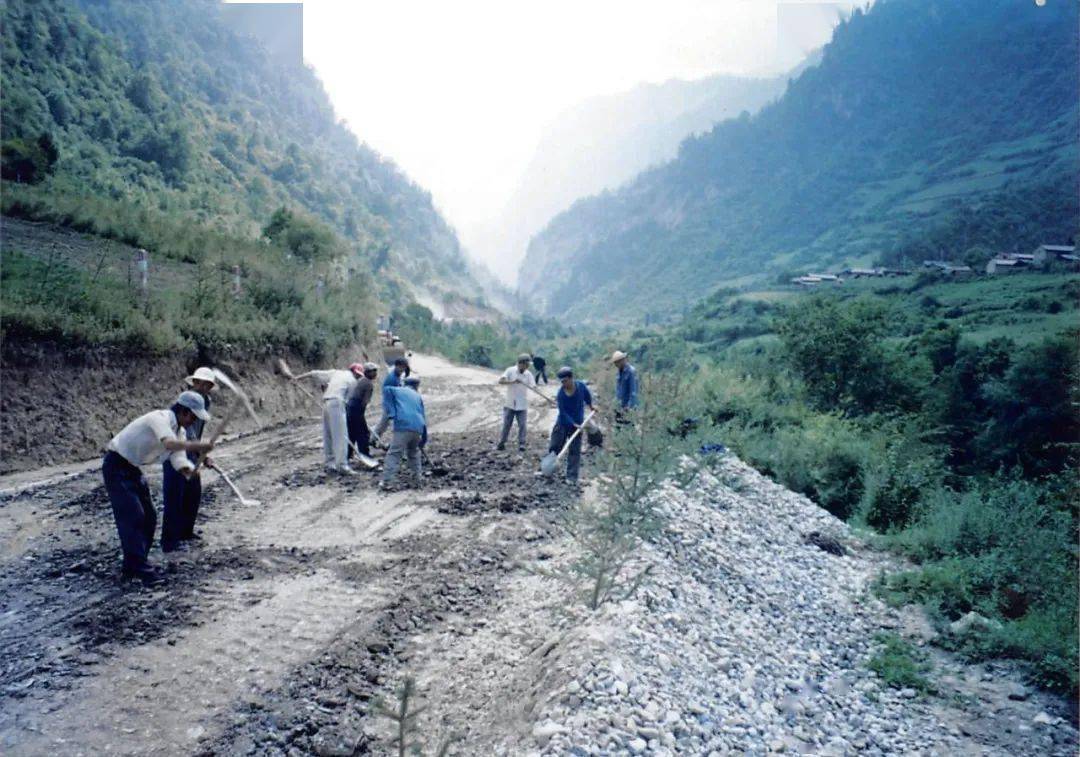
[
  {"x1": 161, "y1": 367, "x2": 216, "y2": 553},
  {"x1": 380, "y1": 375, "x2": 428, "y2": 488},
  {"x1": 373, "y1": 356, "x2": 410, "y2": 445},
  {"x1": 545, "y1": 366, "x2": 595, "y2": 483},
  {"x1": 292, "y1": 363, "x2": 366, "y2": 475},
  {"x1": 347, "y1": 362, "x2": 378, "y2": 459},
  {"x1": 102, "y1": 392, "x2": 214, "y2": 585},
  {"x1": 496, "y1": 353, "x2": 536, "y2": 453}
]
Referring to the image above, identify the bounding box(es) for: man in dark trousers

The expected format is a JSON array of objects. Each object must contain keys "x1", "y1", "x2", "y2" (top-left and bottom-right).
[
  {"x1": 162, "y1": 367, "x2": 216, "y2": 553},
  {"x1": 347, "y1": 362, "x2": 378, "y2": 458},
  {"x1": 103, "y1": 391, "x2": 214, "y2": 584},
  {"x1": 549, "y1": 366, "x2": 595, "y2": 483},
  {"x1": 532, "y1": 354, "x2": 548, "y2": 384}
]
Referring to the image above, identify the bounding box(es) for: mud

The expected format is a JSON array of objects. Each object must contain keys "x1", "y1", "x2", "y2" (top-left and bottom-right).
[{"x1": 0, "y1": 353, "x2": 573, "y2": 755}]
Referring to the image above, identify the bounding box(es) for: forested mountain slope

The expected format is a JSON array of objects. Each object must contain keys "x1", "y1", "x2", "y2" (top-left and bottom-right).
[
  {"x1": 1, "y1": 0, "x2": 485, "y2": 315},
  {"x1": 519, "y1": 0, "x2": 1079, "y2": 323},
  {"x1": 472, "y1": 72, "x2": 789, "y2": 283}
]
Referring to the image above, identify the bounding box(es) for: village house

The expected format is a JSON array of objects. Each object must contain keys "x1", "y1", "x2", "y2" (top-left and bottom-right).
[
  {"x1": 985, "y1": 257, "x2": 1024, "y2": 274},
  {"x1": 1032, "y1": 244, "x2": 1078, "y2": 266}
]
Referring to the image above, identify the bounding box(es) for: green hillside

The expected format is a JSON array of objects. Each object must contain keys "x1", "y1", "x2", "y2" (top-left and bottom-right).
[
  {"x1": 1, "y1": 0, "x2": 488, "y2": 356},
  {"x1": 519, "y1": 0, "x2": 1079, "y2": 322}
]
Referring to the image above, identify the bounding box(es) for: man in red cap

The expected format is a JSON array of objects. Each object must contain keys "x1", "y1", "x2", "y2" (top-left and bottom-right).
[{"x1": 293, "y1": 362, "x2": 366, "y2": 474}]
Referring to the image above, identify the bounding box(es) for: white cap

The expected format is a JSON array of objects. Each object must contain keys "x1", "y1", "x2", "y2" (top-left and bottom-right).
[
  {"x1": 186, "y1": 367, "x2": 217, "y2": 386},
  {"x1": 177, "y1": 390, "x2": 211, "y2": 421}
]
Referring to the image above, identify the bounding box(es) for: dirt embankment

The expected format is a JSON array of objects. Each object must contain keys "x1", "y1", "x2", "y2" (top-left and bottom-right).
[{"x1": 0, "y1": 340, "x2": 372, "y2": 474}]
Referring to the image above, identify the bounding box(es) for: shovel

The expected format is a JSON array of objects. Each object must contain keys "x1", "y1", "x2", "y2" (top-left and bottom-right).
[
  {"x1": 349, "y1": 441, "x2": 380, "y2": 469},
  {"x1": 214, "y1": 464, "x2": 261, "y2": 506},
  {"x1": 540, "y1": 411, "x2": 595, "y2": 477}
]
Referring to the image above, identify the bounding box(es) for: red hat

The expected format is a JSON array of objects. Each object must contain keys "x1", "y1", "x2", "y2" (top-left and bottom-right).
[{"x1": 349, "y1": 362, "x2": 364, "y2": 375}]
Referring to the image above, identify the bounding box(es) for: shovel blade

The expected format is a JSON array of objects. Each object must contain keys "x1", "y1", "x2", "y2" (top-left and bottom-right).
[{"x1": 539, "y1": 452, "x2": 558, "y2": 476}]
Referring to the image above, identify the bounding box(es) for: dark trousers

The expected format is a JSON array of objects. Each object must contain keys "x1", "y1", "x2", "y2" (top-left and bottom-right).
[
  {"x1": 347, "y1": 402, "x2": 370, "y2": 457},
  {"x1": 549, "y1": 423, "x2": 583, "y2": 482},
  {"x1": 162, "y1": 458, "x2": 200, "y2": 549},
  {"x1": 535, "y1": 366, "x2": 548, "y2": 384},
  {"x1": 102, "y1": 451, "x2": 156, "y2": 571},
  {"x1": 498, "y1": 408, "x2": 528, "y2": 450}
]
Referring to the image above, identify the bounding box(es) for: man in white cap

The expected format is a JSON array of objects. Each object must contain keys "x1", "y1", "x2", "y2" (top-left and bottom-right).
[
  {"x1": 347, "y1": 362, "x2": 379, "y2": 459},
  {"x1": 611, "y1": 350, "x2": 639, "y2": 418},
  {"x1": 102, "y1": 391, "x2": 214, "y2": 584},
  {"x1": 162, "y1": 367, "x2": 217, "y2": 552},
  {"x1": 292, "y1": 363, "x2": 365, "y2": 474},
  {"x1": 496, "y1": 353, "x2": 536, "y2": 453}
]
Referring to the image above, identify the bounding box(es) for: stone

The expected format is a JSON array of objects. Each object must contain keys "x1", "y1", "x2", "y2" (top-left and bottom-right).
[
  {"x1": 627, "y1": 737, "x2": 647, "y2": 754},
  {"x1": 1006, "y1": 684, "x2": 1029, "y2": 701},
  {"x1": 532, "y1": 720, "x2": 565, "y2": 747},
  {"x1": 1032, "y1": 712, "x2": 1055, "y2": 726}
]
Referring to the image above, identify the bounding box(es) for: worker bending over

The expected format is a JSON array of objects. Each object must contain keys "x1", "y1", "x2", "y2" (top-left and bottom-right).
[
  {"x1": 380, "y1": 375, "x2": 427, "y2": 488},
  {"x1": 162, "y1": 367, "x2": 216, "y2": 552},
  {"x1": 293, "y1": 363, "x2": 365, "y2": 474},
  {"x1": 347, "y1": 362, "x2": 378, "y2": 458},
  {"x1": 102, "y1": 392, "x2": 213, "y2": 585},
  {"x1": 373, "y1": 356, "x2": 410, "y2": 445},
  {"x1": 496, "y1": 353, "x2": 536, "y2": 453},
  {"x1": 549, "y1": 366, "x2": 595, "y2": 483}
]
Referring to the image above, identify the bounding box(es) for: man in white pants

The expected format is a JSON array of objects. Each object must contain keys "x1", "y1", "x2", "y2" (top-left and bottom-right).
[
  {"x1": 293, "y1": 362, "x2": 365, "y2": 474},
  {"x1": 496, "y1": 353, "x2": 536, "y2": 453}
]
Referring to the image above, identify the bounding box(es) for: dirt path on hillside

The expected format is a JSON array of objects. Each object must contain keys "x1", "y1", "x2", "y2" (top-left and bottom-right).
[{"x1": 0, "y1": 354, "x2": 579, "y2": 755}]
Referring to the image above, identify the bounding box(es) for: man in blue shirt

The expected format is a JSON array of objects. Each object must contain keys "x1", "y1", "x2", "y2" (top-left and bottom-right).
[
  {"x1": 374, "y1": 357, "x2": 410, "y2": 444},
  {"x1": 549, "y1": 366, "x2": 595, "y2": 483},
  {"x1": 611, "y1": 350, "x2": 639, "y2": 419},
  {"x1": 380, "y1": 375, "x2": 427, "y2": 487}
]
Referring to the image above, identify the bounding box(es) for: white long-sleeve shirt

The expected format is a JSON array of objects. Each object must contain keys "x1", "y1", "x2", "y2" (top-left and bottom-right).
[
  {"x1": 501, "y1": 366, "x2": 535, "y2": 411},
  {"x1": 309, "y1": 369, "x2": 357, "y2": 402}
]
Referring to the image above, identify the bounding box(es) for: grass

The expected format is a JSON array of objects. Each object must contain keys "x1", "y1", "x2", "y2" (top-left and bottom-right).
[{"x1": 867, "y1": 632, "x2": 935, "y2": 693}]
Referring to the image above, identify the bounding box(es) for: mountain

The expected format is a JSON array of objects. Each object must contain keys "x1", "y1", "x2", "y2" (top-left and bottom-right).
[
  {"x1": 519, "y1": 0, "x2": 1080, "y2": 323},
  {"x1": 472, "y1": 73, "x2": 792, "y2": 284},
  {"x1": 1, "y1": 0, "x2": 487, "y2": 315}
]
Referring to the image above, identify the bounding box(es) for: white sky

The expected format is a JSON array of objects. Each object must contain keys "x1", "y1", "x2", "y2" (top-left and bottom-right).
[{"x1": 229, "y1": 1, "x2": 852, "y2": 273}]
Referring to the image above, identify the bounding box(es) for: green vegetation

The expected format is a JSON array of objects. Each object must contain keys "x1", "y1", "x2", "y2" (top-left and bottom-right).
[
  {"x1": 558, "y1": 274, "x2": 1078, "y2": 694},
  {"x1": 868, "y1": 633, "x2": 934, "y2": 693},
  {"x1": 521, "y1": 0, "x2": 1079, "y2": 322},
  {"x1": 1, "y1": 0, "x2": 488, "y2": 359}
]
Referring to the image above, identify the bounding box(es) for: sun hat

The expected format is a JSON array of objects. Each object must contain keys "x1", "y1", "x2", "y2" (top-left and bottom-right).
[
  {"x1": 404, "y1": 376, "x2": 421, "y2": 387},
  {"x1": 610, "y1": 350, "x2": 628, "y2": 363},
  {"x1": 556, "y1": 366, "x2": 573, "y2": 379},
  {"x1": 186, "y1": 367, "x2": 217, "y2": 386},
  {"x1": 176, "y1": 390, "x2": 211, "y2": 421}
]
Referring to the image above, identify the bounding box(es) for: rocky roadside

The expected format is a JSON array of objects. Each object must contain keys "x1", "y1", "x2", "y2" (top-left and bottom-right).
[{"x1": 366, "y1": 455, "x2": 1077, "y2": 756}]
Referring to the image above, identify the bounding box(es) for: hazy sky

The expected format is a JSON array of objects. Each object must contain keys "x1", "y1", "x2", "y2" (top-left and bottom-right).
[{"x1": 230, "y1": 1, "x2": 853, "y2": 273}]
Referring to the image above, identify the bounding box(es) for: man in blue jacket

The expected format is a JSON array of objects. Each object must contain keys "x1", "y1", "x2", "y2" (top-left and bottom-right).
[
  {"x1": 380, "y1": 375, "x2": 427, "y2": 487},
  {"x1": 549, "y1": 366, "x2": 595, "y2": 483},
  {"x1": 373, "y1": 356, "x2": 410, "y2": 445}
]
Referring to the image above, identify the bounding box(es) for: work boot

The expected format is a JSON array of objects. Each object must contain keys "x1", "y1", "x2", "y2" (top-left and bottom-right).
[
  {"x1": 495, "y1": 442, "x2": 506, "y2": 451},
  {"x1": 338, "y1": 466, "x2": 358, "y2": 475},
  {"x1": 122, "y1": 563, "x2": 166, "y2": 586}
]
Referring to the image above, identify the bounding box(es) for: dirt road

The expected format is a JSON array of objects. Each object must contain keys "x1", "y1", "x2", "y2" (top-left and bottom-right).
[{"x1": 0, "y1": 354, "x2": 577, "y2": 755}]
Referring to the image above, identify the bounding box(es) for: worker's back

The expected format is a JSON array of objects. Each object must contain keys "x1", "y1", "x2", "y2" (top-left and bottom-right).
[{"x1": 384, "y1": 386, "x2": 425, "y2": 433}]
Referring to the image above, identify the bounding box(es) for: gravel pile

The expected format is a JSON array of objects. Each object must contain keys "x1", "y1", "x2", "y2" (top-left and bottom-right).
[{"x1": 523, "y1": 456, "x2": 1073, "y2": 757}]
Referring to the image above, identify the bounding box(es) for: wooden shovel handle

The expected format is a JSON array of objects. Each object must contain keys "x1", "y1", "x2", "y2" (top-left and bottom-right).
[{"x1": 557, "y1": 411, "x2": 596, "y2": 461}]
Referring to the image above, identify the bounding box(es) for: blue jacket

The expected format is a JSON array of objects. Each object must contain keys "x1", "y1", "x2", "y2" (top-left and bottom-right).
[
  {"x1": 383, "y1": 386, "x2": 427, "y2": 439},
  {"x1": 383, "y1": 371, "x2": 403, "y2": 389},
  {"x1": 616, "y1": 364, "x2": 639, "y2": 409},
  {"x1": 556, "y1": 380, "x2": 593, "y2": 428}
]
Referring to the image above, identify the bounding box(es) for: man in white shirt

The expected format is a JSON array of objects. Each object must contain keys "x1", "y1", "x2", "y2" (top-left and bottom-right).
[
  {"x1": 292, "y1": 363, "x2": 365, "y2": 474},
  {"x1": 496, "y1": 353, "x2": 536, "y2": 453},
  {"x1": 102, "y1": 391, "x2": 214, "y2": 584}
]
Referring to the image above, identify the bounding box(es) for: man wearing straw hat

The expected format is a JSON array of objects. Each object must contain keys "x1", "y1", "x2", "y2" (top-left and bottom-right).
[
  {"x1": 495, "y1": 353, "x2": 536, "y2": 453},
  {"x1": 162, "y1": 367, "x2": 217, "y2": 552},
  {"x1": 611, "y1": 350, "x2": 639, "y2": 422}
]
